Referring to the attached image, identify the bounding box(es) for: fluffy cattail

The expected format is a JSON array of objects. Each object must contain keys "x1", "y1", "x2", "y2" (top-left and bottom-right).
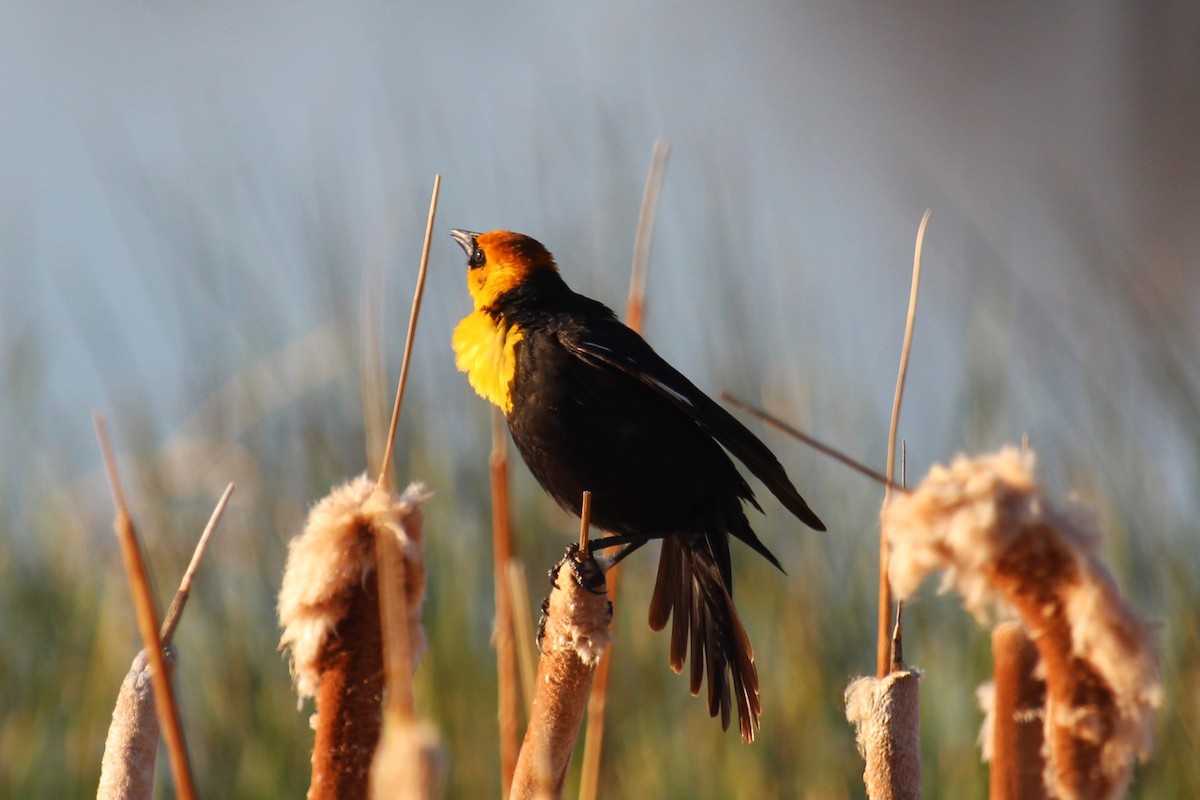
[
  {"x1": 278, "y1": 475, "x2": 428, "y2": 800},
  {"x1": 982, "y1": 621, "x2": 1048, "y2": 800},
  {"x1": 509, "y1": 555, "x2": 611, "y2": 800},
  {"x1": 885, "y1": 447, "x2": 1161, "y2": 800}
]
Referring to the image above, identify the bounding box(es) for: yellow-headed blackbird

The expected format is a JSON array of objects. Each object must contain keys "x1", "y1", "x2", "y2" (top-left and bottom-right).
[{"x1": 450, "y1": 229, "x2": 824, "y2": 742}]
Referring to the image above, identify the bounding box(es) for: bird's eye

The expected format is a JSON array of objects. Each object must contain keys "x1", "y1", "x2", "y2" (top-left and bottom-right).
[{"x1": 468, "y1": 247, "x2": 486, "y2": 268}]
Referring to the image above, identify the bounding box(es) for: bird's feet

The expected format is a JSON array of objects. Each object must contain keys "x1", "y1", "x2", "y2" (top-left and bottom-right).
[
  {"x1": 559, "y1": 543, "x2": 609, "y2": 594},
  {"x1": 535, "y1": 545, "x2": 611, "y2": 649}
]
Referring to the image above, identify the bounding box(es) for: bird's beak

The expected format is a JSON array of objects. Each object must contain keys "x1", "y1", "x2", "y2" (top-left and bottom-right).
[{"x1": 450, "y1": 229, "x2": 480, "y2": 256}]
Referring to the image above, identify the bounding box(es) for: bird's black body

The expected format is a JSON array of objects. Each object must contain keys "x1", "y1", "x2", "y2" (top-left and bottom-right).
[
  {"x1": 451, "y1": 230, "x2": 824, "y2": 741},
  {"x1": 499, "y1": 270, "x2": 815, "y2": 568}
]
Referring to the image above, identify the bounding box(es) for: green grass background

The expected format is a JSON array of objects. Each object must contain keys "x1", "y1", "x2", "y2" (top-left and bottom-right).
[{"x1": 3, "y1": 211, "x2": 1195, "y2": 797}]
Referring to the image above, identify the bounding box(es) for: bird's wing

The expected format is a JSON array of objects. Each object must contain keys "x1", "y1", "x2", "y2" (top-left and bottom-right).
[{"x1": 559, "y1": 318, "x2": 825, "y2": 531}]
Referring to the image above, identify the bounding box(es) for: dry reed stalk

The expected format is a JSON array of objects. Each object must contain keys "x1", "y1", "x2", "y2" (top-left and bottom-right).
[
  {"x1": 507, "y1": 560, "x2": 539, "y2": 709},
  {"x1": 843, "y1": 213, "x2": 928, "y2": 800},
  {"x1": 878, "y1": 209, "x2": 929, "y2": 678},
  {"x1": 376, "y1": 517, "x2": 415, "y2": 720},
  {"x1": 160, "y1": 482, "x2": 234, "y2": 643},
  {"x1": 94, "y1": 415, "x2": 196, "y2": 800},
  {"x1": 374, "y1": 172, "x2": 439, "y2": 713},
  {"x1": 578, "y1": 141, "x2": 669, "y2": 800},
  {"x1": 720, "y1": 394, "x2": 904, "y2": 492},
  {"x1": 577, "y1": 644, "x2": 612, "y2": 800},
  {"x1": 370, "y1": 502, "x2": 441, "y2": 799},
  {"x1": 509, "y1": 499, "x2": 611, "y2": 800},
  {"x1": 492, "y1": 406, "x2": 522, "y2": 797},
  {"x1": 885, "y1": 447, "x2": 1162, "y2": 800},
  {"x1": 278, "y1": 476, "x2": 429, "y2": 800},
  {"x1": 376, "y1": 174, "x2": 440, "y2": 493},
  {"x1": 622, "y1": 137, "x2": 669, "y2": 333},
  {"x1": 845, "y1": 669, "x2": 922, "y2": 800},
  {"x1": 358, "y1": 179, "x2": 441, "y2": 476},
  {"x1": 370, "y1": 712, "x2": 445, "y2": 800},
  {"x1": 985, "y1": 621, "x2": 1048, "y2": 800},
  {"x1": 98, "y1": 483, "x2": 232, "y2": 799}
]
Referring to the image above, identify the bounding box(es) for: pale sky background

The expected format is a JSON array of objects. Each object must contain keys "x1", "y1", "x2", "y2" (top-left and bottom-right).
[{"x1": 3, "y1": 1, "x2": 1197, "y2": 545}]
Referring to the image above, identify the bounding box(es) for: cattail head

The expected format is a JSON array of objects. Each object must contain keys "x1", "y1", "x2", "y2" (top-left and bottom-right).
[
  {"x1": 884, "y1": 446, "x2": 1162, "y2": 800},
  {"x1": 277, "y1": 474, "x2": 429, "y2": 701}
]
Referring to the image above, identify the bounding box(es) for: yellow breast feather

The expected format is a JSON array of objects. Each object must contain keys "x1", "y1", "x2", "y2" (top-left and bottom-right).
[{"x1": 452, "y1": 310, "x2": 524, "y2": 414}]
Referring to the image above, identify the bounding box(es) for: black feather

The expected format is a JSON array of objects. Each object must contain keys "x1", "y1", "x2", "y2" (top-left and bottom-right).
[{"x1": 478, "y1": 255, "x2": 819, "y2": 742}]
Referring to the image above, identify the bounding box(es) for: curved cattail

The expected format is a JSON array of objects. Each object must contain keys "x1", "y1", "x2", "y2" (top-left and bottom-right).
[{"x1": 884, "y1": 446, "x2": 1161, "y2": 800}]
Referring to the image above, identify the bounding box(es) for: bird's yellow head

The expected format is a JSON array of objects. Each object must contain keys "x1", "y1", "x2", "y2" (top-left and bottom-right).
[{"x1": 450, "y1": 229, "x2": 558, "y2": 310}]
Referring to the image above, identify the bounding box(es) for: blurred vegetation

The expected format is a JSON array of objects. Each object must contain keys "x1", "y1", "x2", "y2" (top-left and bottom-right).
[{"x1": 2, "y1": 154, "x2": 1197, "y2": 800}]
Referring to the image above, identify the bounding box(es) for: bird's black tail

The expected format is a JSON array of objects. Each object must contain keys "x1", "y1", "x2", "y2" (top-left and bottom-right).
[{"x1": 647, "y1": 534, "x2": 761, "y2": 742}]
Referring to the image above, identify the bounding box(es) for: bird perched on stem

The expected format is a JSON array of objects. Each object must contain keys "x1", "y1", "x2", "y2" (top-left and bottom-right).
[{"x1": 450, "y1": 229, "x2": 824, "y2": 742}]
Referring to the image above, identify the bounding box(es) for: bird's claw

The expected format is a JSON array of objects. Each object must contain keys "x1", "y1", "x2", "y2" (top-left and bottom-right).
[
  {"x1": 535, "y1": 545, "x2": 609, "y2": 650},
  {"x1": 558, "y1": 544, "x2": 608, "y2": 594}
]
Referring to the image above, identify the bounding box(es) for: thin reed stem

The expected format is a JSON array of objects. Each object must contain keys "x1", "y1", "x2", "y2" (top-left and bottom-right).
[
  {"x1": 492, "y1": 406, "x2": 521, "y2": 797},
  {"x1": 877, "y1": 209, "x2": 929, "y2": 679},
  {"x1": 580, "y1": 140, "x2": 669, "y2": 800},
  {"x1": 506, "y1": 561, "x2": 538, "y2": 711},
  {"x1": 720, "y1": 393, "x2": 907, "y2": 492},
  {"x1": 378, "y1": 173, "x2": 441, "y2": 491},
  {"x1": 376, "y1": 176, "x2": 441, "y2": 722},
  {"x1": 377, "y1": 528, "x2": 414, "y2": 721},
  {"x1": 94, "y1": 415, "x2": 196, "y2": 800},
  {"x1": 989, "y1": 622, "x2": 1048, "y2": 800},
  {"x1": 578, "y1": 491, "x2": 593, "y2": 556},
  {"x1": 160, "y1": 482, "x2": 234, "y2": 644},
  {"x1": 624, "y1": 138, "x2": 670, "y2": 333}
]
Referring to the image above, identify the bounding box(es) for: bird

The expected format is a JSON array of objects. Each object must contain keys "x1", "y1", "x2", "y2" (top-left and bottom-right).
[{"x1": 449, "y1": 228, "x2": 824, "y2": 742}]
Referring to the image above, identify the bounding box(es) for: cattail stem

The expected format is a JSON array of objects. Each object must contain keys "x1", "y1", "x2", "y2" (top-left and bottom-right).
[
  {"x1": 310, "y1": 569, "x2": 384, "y2": 800},
  {"x1": 578, "y1": 558, "x2": 622, "y2": 800},
  {"x1": 989, "y1": 622, "x2": 1047, "y2": 800},
  {"x1": 492, "y1": 407, "x2": 522, "y2": 797},
  {"x1": 376, "y1": 515, "x2": 415, "y2": 722},
  {"x1": 507, "y1": 562, "x2": 538, "y2": 711},
  {"x1": 369, "y1": 713, "x2": 443, "y2": 800}
]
